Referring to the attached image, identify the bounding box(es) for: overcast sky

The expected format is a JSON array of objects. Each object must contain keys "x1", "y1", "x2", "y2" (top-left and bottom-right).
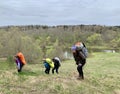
[{"x1": 0, "y1": 0, "x2": 120, "y2": 26}]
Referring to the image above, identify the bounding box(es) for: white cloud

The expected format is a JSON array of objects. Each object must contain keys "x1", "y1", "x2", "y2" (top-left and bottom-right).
[{"x1": 0, "y1": 0, "x2": 120, "y2": 26}]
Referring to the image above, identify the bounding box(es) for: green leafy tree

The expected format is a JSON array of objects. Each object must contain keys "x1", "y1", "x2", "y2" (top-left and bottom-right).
[
  {"x1": 110, "y1": 36, "x2": 120, "y2": 48},
  {"x1": 87, "y1": 33, "x2": 103, "y2": 46}
]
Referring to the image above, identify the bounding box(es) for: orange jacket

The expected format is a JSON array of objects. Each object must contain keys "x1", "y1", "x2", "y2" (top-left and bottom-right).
[{"x1": 16, "y1": 52, "x2": 26, "y2": 65}]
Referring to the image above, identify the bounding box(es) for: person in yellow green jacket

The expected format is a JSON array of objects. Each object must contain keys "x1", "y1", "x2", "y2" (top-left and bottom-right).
[{"x1": 43, "y1": 58, "x2": 54, "y2": 74}]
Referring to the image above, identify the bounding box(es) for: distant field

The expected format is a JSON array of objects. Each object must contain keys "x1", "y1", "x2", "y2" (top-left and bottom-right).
[{"x1": 0, "y1": 52, "x2": 120, "y2": 94}]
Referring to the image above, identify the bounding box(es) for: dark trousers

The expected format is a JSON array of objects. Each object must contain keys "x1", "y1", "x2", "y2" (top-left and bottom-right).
[
  {"x1": 45, "y1": 67, "x2": 50, "y2": 74},
  {"x1": 52, "y1": 66, "x2": 59, "y2": 74},
  {"x1": 18, "y1": 63, "x2": 24, "y2": 72},
  {"x1": 77, "y1": 59, "x2": 86, "y2": 79}
]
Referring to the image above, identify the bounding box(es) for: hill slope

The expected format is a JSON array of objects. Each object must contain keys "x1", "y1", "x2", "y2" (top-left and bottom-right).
[{"x1": 0, "y1": 52, "x2": 120, "y2": 94}]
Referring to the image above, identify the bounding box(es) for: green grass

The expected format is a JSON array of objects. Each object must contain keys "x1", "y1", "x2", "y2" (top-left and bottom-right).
[{"x1": 0, "y1": 52, "x2": 120, "y2": 94}]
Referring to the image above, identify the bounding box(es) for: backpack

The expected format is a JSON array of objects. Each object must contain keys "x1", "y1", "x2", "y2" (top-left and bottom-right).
[
  {"x1": 16, "y1": 52, "x2": 26, "y2": 65},
  {"x1": 81, "y1": 46, "x2": 88, "y2": 58},
  {"x1": 53, "y1": 58, "x2": 61, "y2": 67},
  {"x1": 45, "y1": 58, "x2": 54, "y2": 68},
  {"x1": 72, "y1": 42, "x2": 88, "y2": 59}
]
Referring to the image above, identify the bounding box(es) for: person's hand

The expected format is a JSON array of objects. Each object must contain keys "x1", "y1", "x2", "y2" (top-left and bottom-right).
[{"x1": 78, "y1": 63, "x2": 82, "y2": 66}]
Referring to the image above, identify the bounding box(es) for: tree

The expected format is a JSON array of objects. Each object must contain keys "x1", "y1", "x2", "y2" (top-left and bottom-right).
[{"x1": 86, "y1": 33, "x2": 103, "y2": 46}]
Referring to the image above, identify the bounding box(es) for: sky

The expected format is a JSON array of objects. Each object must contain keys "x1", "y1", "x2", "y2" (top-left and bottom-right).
[{"x1": 0, "y1": 0, "x2": 120, "y2": 26}]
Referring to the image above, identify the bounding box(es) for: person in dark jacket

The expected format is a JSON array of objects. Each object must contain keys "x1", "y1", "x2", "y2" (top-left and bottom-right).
[
  {"x1": 72, "y1": 42, "x2": 88, "y2": 80},
  {"x1": 52, "y1": 57, "x2": 61, "y2": 74}
]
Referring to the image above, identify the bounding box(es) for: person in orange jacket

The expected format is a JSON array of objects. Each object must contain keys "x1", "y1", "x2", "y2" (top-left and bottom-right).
[{"x1": 14, "y1": 52, "x2": 26, "y2": 72}]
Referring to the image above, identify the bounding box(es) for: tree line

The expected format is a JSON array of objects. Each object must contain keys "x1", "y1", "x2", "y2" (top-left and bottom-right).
[{"x1": 0, "y1": 25, "x2": 120, "y2": 63}]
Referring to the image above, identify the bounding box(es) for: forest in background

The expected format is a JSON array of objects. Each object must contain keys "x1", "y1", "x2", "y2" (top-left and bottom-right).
[{"x1": 0, "y1": 25, "x2": 120, "y2": 63}]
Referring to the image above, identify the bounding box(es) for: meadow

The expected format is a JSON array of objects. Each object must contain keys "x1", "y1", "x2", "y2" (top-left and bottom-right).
[{"x1": 0, "y1": 52, "x2": 120, "y2": 94}]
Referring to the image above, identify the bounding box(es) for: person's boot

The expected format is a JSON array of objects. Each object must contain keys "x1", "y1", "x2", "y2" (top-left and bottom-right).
[{"x1": 77, "y1": 74, "x2": 84, "y2": 80}]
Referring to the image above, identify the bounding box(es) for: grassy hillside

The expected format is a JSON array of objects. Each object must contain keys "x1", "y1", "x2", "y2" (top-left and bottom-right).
[{"x1": 0, "y1": 52, "x2": 120, "y2": 94}]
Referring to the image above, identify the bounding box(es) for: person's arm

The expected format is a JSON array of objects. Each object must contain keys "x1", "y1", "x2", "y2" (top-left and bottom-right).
[{"x1": 73, "y1": 52, "x2": 77, "y2": 61}]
